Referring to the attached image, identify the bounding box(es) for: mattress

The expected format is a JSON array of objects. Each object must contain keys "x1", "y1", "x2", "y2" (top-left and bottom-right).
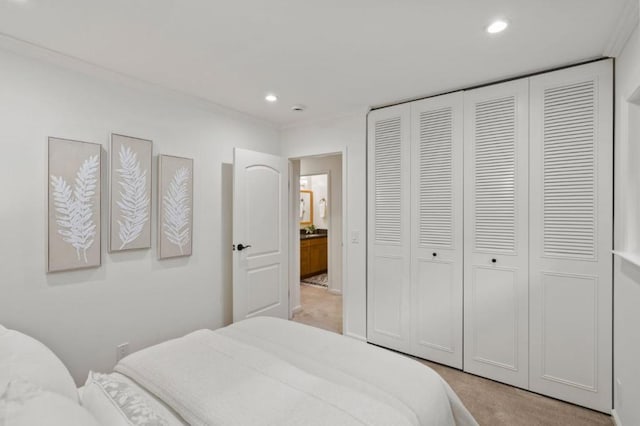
[{"x1": 115, "y1": 317, "x2": 477, "y2": 426}]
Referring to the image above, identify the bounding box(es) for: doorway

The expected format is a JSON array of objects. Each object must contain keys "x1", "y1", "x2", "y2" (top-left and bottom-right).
[{"x1": 289, "y1": 154, "x2": 344, "y2": 334}]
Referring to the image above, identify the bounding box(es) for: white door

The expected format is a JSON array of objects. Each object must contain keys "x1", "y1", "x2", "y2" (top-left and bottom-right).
[
  {"x1": 409, "y1": 92, "x2": 464, "y2": 368},
  {"x1": 367, "y1": 104, "x2": 412, "y2": 354},
  {"x1": 463, "y1": 79, "x2": 530, "y2": 388},
  {"x1": 529, "y1": 60, "x2": 613, "y2": 412},
  {"x1": 233, "y1": 148, "x2": 289, "y2": 322}
]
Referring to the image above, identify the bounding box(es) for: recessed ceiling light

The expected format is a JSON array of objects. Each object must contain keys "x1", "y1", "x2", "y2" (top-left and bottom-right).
[
  {"x1": 487, "y1": 20, "x2": 508, "y2": 34},
  {"x1": 265, "y1": 94, "x2": 278, "y2": 102},
  {"x1": 291, "y1": 105, "x2": 306, "y2": 112}
]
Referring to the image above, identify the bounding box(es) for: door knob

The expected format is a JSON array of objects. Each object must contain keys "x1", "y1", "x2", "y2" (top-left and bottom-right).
[
  {"x1": 237, "y1": 243, "x2": 252, "y2": 251},
  {"x1": 432, "y1": 252, "x2": 437, "y2": 257},
  {"x1": 491, "y1": 258, "x2": 497, "y2": 264}
]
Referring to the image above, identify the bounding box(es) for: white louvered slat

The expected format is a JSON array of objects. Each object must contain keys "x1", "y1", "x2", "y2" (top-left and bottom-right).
[
  {"x1": 375, "y1": 117, "x2": 402, "y2": 244},
  {"x1": 419, "y1": 108, "x2": 453, "y2": 247},
  {"x1": 474, "y1": 96, "x2": 517, "y2": 253},
  {"x1": 464, "y1": 79, "x2": 529, "y2": 389},
  {"x1": 543, "y1": 81, "x2": 596, "y2": 259},
  {"x1": 368, "y1": 104, "x2": 411, "y2": 355}
]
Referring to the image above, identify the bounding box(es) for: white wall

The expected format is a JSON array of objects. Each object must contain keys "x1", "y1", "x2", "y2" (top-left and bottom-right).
[
  {"x1": 300, "y1": 156, "x2": 342, "y2": 294},
  {"x1": 281, "y1": 114, "x2": 367, "y2": 340},
  {"x1": 0, "y1": 46, "x2": 280, "y2": 383},
  {"x1": 614, "y1": 23, "x2": 640, "y2": 426}
]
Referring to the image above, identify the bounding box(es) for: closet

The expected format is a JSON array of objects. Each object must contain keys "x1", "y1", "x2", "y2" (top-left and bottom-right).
[
  {"x1": 367, "y1": 92, "x2": 464, "y2": 368},
  {"x1": 367, "y1": 59, "x2": 612, "y2": 412}
]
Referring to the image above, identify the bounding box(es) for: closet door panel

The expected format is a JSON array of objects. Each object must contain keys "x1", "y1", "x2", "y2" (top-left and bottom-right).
[
  {"x1": 463, "y1": 79, "x2": 529, "y2": 388},
  {"x1": 471, "y1": 266, "x2": 519, "y2": 369},
  {"x1": 529, "y1": 60, "x2": 612, "y2": 412},
  {"x1": 367, "y1": 104, "x2": 411, "y2": 353},
  {"x1": 410, "y1": 92, "x2": 464, "y2": 368},
  {"x1": 371, "y1": 256, "x2": 405, "y2": 337},
  {"x1": 415, "y1": 258, "x2": 456, "y2": 352}
]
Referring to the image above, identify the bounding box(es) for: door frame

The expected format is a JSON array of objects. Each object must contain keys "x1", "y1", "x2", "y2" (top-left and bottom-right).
[
  {"x1": 288, "y1": 149, "x2": 348, "y2": 335},
  {"x1": 299, "y1": 170, "x2": 335, "y2": 291}
]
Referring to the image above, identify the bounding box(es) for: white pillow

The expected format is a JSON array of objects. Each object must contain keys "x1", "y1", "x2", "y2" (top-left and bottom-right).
[
  {"x1": 0, "y1": 329, "x2": 78, "y2": 403},
  {"x1": 0, "y1": 380, "x2": 99, "y2": 426},
  {"x1": 82, "y1": 372, "x2": 184, "y2": 425}
]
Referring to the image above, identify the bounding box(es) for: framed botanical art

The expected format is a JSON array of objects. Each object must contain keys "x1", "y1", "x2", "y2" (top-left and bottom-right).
[
  {"x1": 158, "y1": 155, "x2": 193, "y2": 259},
  {"x1": 48, "y1": 137, "x2": 101, "y2": 272},
  {"x1": 109, "y1": 134, "x2": 152, "y2": 252}
]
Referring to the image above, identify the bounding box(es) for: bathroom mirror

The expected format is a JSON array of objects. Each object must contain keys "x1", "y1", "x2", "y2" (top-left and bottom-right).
[{"x1": 300, "y1": 190, "x2": 313, "y2": 225}]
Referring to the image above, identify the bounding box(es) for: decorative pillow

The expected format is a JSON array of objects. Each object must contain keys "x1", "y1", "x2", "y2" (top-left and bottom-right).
[
  {"x1": 81, "y1": 372, "x2": 183, "y2": 426},
  {"x1": 0, "y1": 379, "x2": 99, "y2": 426},
  {"x1": 0, "y1": 328, "x2": 78, "y2": 403}
]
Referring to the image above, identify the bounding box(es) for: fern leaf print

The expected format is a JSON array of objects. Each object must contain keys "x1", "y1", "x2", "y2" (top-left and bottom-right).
[
  {"x1": 116, "y1": 145, "x2": 150, "y2": 249},
  {"x1": 50, "y1": 154, "x2": 99, "y2": 263},
  {"x1": 162, "y1": 167, "x2": 191, "y2": 255}
]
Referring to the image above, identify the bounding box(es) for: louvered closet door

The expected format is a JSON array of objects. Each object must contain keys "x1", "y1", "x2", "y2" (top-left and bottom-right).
[
  {"x1": 367, "y1": 104, "x2": 411, "y2": 353},
  {"x1": 409, "y1": 92, "x2": 463, "y2": 368},
  {"x1": 463, "y1": 80, "x2": 529, "y2": 388},
  {"x1": 529, "y1": 60, "x2": 612, "y2": 412}
]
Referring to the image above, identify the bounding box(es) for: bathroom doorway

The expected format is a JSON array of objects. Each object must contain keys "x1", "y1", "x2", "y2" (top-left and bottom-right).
[{"x1": 289, "y1": 154, "x2": 343, "y2": 334}]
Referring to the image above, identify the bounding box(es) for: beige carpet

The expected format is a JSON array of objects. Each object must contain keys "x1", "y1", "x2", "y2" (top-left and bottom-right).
[
  {"x1": 291, "y1": 284, "x2": 612, "y2": 426},
  {"x1": 419, "y1": 359, "x2": 612, "y2": 426}
]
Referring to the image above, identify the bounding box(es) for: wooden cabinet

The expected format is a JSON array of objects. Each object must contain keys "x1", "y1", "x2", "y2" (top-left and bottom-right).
[{"x1": 300, "y1": 236, "x2": 328, "y2": 278}]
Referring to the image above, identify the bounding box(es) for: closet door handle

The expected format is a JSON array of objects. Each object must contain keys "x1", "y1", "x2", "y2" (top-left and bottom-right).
[
  {"x1": 491, "y1": 258, "x2": 497, "y2": 264},
  {"x1": 432, "y1": 252, "x2": 437, "y2": 257},
  {"x1": 237, "y1": 243, "x2": 252, "y2": 251}
]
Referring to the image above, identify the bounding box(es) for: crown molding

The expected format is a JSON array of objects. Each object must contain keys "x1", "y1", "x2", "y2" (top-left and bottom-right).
[
  {"x1": 604, "y1": 0, "x2": 639, "y2": 57},
  {"x1": 0, "y1": 32, "x2": 279, "y2": 130}
]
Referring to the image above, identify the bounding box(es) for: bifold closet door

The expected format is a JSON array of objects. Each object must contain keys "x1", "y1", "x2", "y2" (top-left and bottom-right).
[
  {"x1": 463, "y1": 79, "x2": 530, "y2": 388},
  {"x1": 367, "y1": 104, "x2": 411, "y2": 354},
  {"x1": 410, "y1": 92, "x2": 464, "y2": 368},
  {"x1": 529, "y1": 60, "x2": 612, "y2": 412}
]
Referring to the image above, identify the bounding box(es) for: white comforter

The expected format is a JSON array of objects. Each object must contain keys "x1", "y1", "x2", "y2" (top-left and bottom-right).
[{"x1": 115, "y1": 317, "x2": 477, "y2": 426}]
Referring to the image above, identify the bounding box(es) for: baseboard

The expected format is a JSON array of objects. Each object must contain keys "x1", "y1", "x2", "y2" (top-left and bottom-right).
[
  {"x1": 612, "y1": 409, "x2": 623, "y2": 426},
  {"x1": 345, "y1": 332, "x2": 367, "y2": 342},
  {"x1": 291, "y1": 305, "x2": 302, "y2": 315},
  {"x1": 328, "y1": 288, "x2": 342, "y2": 295}
]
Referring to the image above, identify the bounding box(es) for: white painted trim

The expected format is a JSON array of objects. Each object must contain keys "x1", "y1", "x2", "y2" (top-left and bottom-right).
[
  {"x1": 288, "y1": 148, "x2": 349, "y2": 335},
  {"x1": 0, "y1": 32, "x2": 278, "y2": 130},
  {"x1": 300, "y1": 169, "x2": 337, "y2": 293},
  {"x1": 328, "y1": 288, "x2": 342, "y2": 295},
  {"x1": 341, "y1": 147, "x2": 349, "y2": 337},
  {"x1": 612, "y1": 250, "x2": 640, "y2": 269},
  {"x1": 345, "y1": 332, "x2": 367, "y2": 342},
  {"x1": 604, "y1": 0, "x2": 639, "y2": 57},
  {"x1": 289, "y1": 160, "x2": 302, "y2": 318},
  {"x1": 612, "y1": 409, "x2": 623, "y2": 426}
]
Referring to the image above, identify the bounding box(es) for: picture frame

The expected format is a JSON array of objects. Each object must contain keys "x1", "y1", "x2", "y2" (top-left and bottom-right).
[
  {"x1": 158, "y1": 154, "x2": 194, "y2": 259},
  {"x1": 109, "y1": 134, "x2": 152, "y2": 252},
  {"x1": 47, "y1": 137, "x2": 102, "y2": 272},
  {"x1": 300, "y1": 189, "x2": 313, "y2": 226}
]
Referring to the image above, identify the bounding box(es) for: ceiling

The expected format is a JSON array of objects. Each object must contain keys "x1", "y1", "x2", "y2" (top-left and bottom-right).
[{"x1": 0, "y1": 0, "x2": 629, "y2": 126}]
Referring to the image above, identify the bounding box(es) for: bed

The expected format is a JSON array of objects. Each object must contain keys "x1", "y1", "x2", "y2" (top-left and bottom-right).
[{"x1": 1, "y1": 318, "x2": 478, "y2": 425}]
